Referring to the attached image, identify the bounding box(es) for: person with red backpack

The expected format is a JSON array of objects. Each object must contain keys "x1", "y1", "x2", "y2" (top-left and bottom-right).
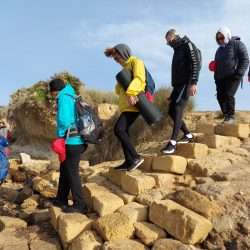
[
  {"x1": 212, "y1": 27, "x2": 249, "y2": 123},
  {"x1": 105, "y1": 44, "x2": 156, "y2": 171}
]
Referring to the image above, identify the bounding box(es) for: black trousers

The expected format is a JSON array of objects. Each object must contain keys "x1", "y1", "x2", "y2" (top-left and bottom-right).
[
  {"x1": 114, "y1": 112, "x2": 140, "y2": 164},
  {"x1": 168, "y1": 86, "x2": 190, "y2": 141},
  {"x1": 216, "y1": 78, "x2": 241, "y2": 117},
  {"x1": 56, "y1": 144, "x2": 86, "y2": 208}
]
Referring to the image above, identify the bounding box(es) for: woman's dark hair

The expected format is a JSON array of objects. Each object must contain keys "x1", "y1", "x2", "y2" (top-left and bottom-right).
[{"x1": 49, "y1": 79, "x2": 65, "y2": 92}]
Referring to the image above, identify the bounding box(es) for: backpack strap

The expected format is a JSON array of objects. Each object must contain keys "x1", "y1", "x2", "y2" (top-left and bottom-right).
[{"x1": 61, "y1": 93, "x2": 80, "y2": 138}]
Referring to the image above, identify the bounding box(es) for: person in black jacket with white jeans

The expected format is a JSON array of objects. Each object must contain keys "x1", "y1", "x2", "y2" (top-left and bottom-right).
[
  {"x1": 161, "y1": 29, "x2": 201, "y2": 155},
  {"x1": 214, "y1": 27, "x2": 249, "y2": 123}
]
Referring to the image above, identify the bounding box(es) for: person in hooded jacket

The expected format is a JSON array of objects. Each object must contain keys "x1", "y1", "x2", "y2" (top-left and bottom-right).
[
  {"x1": 214, "y1": 27, "x2": 249, "y2": 123},
  {"x1": 49, "y1": 79, "x2": 87, "y2": 214},
  {"x1": 161, "y1": 29, "x2": 201, "y2": 155},
  {"x1": 105, "y1": 44, "x2": 145, "y2": 171}
]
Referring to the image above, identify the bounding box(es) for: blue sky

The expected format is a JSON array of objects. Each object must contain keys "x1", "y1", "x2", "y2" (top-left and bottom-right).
[{"x1": 1, "y1": 0, "x2": 250, "y2": 110}]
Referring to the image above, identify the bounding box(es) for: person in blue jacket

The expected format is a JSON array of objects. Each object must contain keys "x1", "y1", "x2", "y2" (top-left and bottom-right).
[{"x1": 49, "y1": 78, "x2": 87, "y2": 214}]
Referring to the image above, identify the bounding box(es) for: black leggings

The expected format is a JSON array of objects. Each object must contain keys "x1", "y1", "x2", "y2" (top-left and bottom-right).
[
  {"x1": 216, "y1": 78, "x2": 240, "y2": 116},
  {"x1": 114, "y1": 112, "x2": 140, "y2": 164},
  {"x1": 57, "y1": 144, "x2": 87, "y2": 208},
  {"x1": 168, "y1": 86, "x2": 190, "y2": 141}
]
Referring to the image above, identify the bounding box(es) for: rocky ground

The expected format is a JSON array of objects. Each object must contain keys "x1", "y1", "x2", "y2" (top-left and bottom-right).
[{"x1": 0, "y1": 114, "x2": 250, "y2": 250}]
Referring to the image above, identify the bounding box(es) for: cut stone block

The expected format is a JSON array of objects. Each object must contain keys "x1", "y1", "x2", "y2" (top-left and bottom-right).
[
  {"x1": 134, "y1": 222, "x2": 166, "y2": 246},
  {"x1": 32, "y1": 177, "x2": 57, "y2": 198},
  {"x1": 136, "y1": 188, "x2": 172, "y2": 206},
  {"x1": 215, "y1": 123, "x2": 250, "y2": 138},
  {"x1": 0, "y1": 216, "x2": 27, "y2": 231},
  {"x1": 175, "y1": 143, "x2": 208, "y2": 159},
  {"x1": 152, "y1": 239, "x2": 197, "y2": 250},
  {"x1": 103, "y1": 239, "x2": 148, "y2": 250},
  {"x1": 139, "y1": 154, "x2": 156, "y2": 172},
  {"x1": 105, "y1": 168, "x2": 125, "y2": 187},
  {"x1": 146, "y1": 173, "x2": 176, "y2": 189},
  {"x1": 149, "y1": 199, "x2": 213, "y2": 244},
  {"x1": 187, "y1": 156, "x2": 231, "y2": 177},
  {"x1": 121, "y1": 171, "x2": 155, "y2": 195},
  {"x1": 82, "y1": 183, "x2": 111, "y2": 210},
  {"x1": 58, "y1": 213, "x2": 92, "y2": 243},
  {"x1": 196, "y1": 123, "x2": 215, "y2": 135},
  {"x1": 92, "y1": 191, "x2": 124, "y2": 216},
  {"x1": 94, "y1": 212, "x2": 134, "y2": 241},
  {"x1": 170, "y1": 188, "x2": 221, "y2": 219},
  {"x1": 196, "y1": 134, "x2": 241, "y2": 149},
  {"x1": 106, "y1": 182, "x2": 136, "y2": 204},
  {"x1": 152, "y1": 155, "x2": 187, "y2": 174},
  {"x1": 118, "y1": 202, "x2": 148, "y2": 223},
  {"x1": 49, "y1": 206, "x2": 65, "y2": 231},
  {"x1": 69, "y1": 230, "x2": 103, "y2": 250}
]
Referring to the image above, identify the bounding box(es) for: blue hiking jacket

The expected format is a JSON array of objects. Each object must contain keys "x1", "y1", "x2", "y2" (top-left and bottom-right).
[{"x1": 56, "y1": 83, "x2": 85, "y2": 145}]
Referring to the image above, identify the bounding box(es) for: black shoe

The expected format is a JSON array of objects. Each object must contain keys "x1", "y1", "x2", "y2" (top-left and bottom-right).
[
  {"x1": 53, "y1": 199, "x2": 68, "y2": 208},
  {"x1": 114, "y1": 162, "x2": 129, "y2": 171},
  {"x1": 226, "y1": 115, "x2": 235, "y2": 124},
  {"x1": 127, "y1": 158, "x2": 144, "y2": 171},
  {"x1": 42, "y1": 198, "x2": 68, "y2": 209},
  {"x1": 161, "y1": 141, "x2": 176, "y2": 155},
  {"x1": 177, "y1": 134, "x2": 193, "y2": 144},
  {"x1": 63, "y1": 204, "x2": 88, "y2": 214},
  {"x1": 223, "y1": 115, "x2": 230, "y2": 123}
]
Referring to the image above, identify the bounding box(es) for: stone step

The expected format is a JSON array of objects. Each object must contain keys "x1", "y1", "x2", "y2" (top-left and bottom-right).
[
  {"x1": 196, "y1": 134, "x2": 241, "y2": 149},
  {"x1": 152, "y1": 155, "x2": 187, "y2": 174},
  {"x1": 196, "y1": 122, "x2": 250, "y2": 139},
  {"x1": 117, "y1": 202, "x2": 148, "y2": 223},
  {"x1": 215, "y1": 123, "x2": 250, "y2": 139},
  {"x1": 134, "y1": 222, "x2": 166, "y2": 247},
  {"x1": 82, "y1": 183, "x2": 124, "y2": 216},
  {"x1": 196, "y1": 122, "x2": 216, "y2": 135},
  {"x1": 187, "y1": 156, "x2": 232, "y2": 177},
  {"x1": 175, "y1": 143, "x2": 208, "y2": 159},
  {"x1": 57, "y1": 213, "x2": 92, "y2": 244},
  {"x1": 149, "y1": 199, "x2": 213, "y2": 244},
  {"x1": 120, "y1": 171, "x2": 156, "y2": 195},
  {"x1": 93, "y1": 212, "x2": 134, "y2": 241},
  {"x1": 145, "y1": 173, "x2": 177, "y2": 189},
  {"x1": 103, "y1": 239, "x2": 148, "y2": 250},
  {"x1": 136, "y1": 188, "x2": 173, "y2": 206},
  {"x1": 69, "y1": 230, "x2": 103, "y2": 250},
  {"x1": 169, "y1": 188, "x2": 221, "y2": 219},
  {"x1": 152, "y1": 239, "x2": 199, "y2": 250}
]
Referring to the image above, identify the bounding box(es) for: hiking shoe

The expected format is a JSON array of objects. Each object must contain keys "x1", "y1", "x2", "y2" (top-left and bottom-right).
[
  {"x1": 225, "y1": 117, "x2": 235, "y2": 124},
  {"x1": 63, "y1": 205, "x2": 88, "y2": 214},
  {"x1": 114, "y1": 162, "x2": 129, "y2": 171},
  {"x1": 177, "y1": 133, "x2": 193, "y2": 144},
  {"x1": 161, "y1": 140, "x2": 176, "y2": 155},
  {"x1": 42, "y1": 198, "x2": 68, "y2": 209},
  {"x1": 127, "y1": 158, "x2": 144, "y2": 171},
  {"x1": 222, "y1": 115, "x2": 230, "y2": 123}
]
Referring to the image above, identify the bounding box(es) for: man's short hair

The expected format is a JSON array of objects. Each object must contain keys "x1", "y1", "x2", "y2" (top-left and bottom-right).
[{"x1": 166, "y1": 29, "x2": 178, "y2": 38}]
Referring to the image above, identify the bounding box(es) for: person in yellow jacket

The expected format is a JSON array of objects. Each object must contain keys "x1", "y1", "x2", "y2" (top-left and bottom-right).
[{"x1": 105, "y1": 44, "x2": 145, "y2": 171}]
